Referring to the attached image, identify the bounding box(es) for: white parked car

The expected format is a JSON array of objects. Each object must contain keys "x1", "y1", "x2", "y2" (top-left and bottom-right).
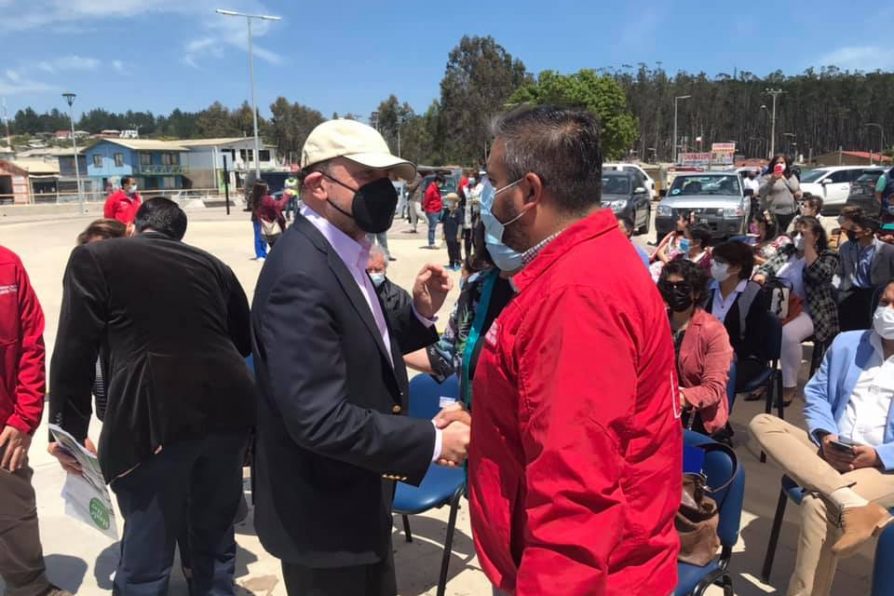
[
  {"x1": 798, "y1": 166, "x2": 881, "y2": 213},
  {"x1": 604, "y1": 163, "x2": 657, "y2": 199}
]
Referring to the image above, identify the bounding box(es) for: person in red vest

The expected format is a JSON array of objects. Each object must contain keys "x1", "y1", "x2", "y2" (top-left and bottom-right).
[
  {"x1": 0, "y1": 245, "x2": 71, "y2": 596},
  {"x1": 439, "y1": 106, "x2": 681, "y2": 595},
  {"x1": 103, "y1": 176, "x2": 142, "y2": 225}
]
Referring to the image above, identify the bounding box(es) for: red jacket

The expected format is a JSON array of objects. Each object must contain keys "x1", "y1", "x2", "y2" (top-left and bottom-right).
[
  {"x1": 104, "y1": 189, "x2": 142, "y2": 224},
  {"x1": 678, "y1": 308, "x2": 733, "y2": 434},
  {"x1": 423, "y1": 182, "x2": 443, "y2": 214},
  {"x1": 469, "y1": 210, "x2": 682, "y2": 595},
  {"x1": 0, "y1": 246, "x2": 46, "y2": 435}
]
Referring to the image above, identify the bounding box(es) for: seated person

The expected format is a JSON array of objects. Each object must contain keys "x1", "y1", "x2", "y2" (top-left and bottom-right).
[
  {"x1": 879, "y1": 222, "x2": 894, "y2": 245},
  {"x1": 616, "y1": 213, "x2": 650, "y2": 268},
  {"x1": 704, "y1": 241, "x2": 769, "y2": 393},
  {"x1": 831, "y1": 205, "x2": 865, "y2": 251},
  {"x1": 658, "y1": 260, "x2": 733, "y2": 439},
  {"x1": 672, "y1": 223, "x2": 713, "y2": 276},
  {"x1": 837, "y1": 214, "x2": 894, "y2": 332},
  {"x1": 750, "y1": 280, "x2": 894, "y2": 596},
  {"x1": 754, "y1": 213, "x2": 792, "y2": 266},
  {"x1": 650, "y1": 212, "x2": 692, "y2": 280}
]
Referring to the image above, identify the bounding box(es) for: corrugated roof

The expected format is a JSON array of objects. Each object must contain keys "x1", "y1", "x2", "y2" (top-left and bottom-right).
[
  {"x1": 96, "y1": 138, "x2": 187, "y2": 152},
  {"x1": 841, "y1": 151, "x2": 892, "y2": 163},
  {"x1": 176, "y1": 137, "x2": 254, "y2": 147},
  {"x1": 17, "y1": 147, "x2": 83, "y2": 157},
  {"x1": 9, "y1": 159, "x2": 60, "y2": 174}
]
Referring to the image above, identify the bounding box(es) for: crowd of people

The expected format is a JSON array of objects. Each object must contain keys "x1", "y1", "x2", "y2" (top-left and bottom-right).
[{"x1": 3, "y1": 106, "x2": 894, "y2": 596}]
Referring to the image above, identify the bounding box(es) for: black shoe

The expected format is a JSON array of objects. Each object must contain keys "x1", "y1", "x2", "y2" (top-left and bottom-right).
[{"x1": 388, "y1": 256, "x2": 397, "y2": 262}]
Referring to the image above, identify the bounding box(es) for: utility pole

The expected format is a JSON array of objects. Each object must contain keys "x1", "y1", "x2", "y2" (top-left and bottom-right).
[
  {"x1": 866, "y1": 123, "x2": 885, "y2": 165},
  {"x1": 216, "y1": 9, "x2": 282, "y2": 178},
  {"x1": 764, "y1": 88, "x2": 784, "y2": 159},
  {"x1": 673, "y1": 95, "x2": 691, "y2": 164},
  {"x1": 62, "y1": 93, "x2": 83, "y2": 213}
]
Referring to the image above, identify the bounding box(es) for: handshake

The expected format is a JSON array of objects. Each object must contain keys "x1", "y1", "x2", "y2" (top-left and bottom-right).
[{"x1": 434, "y1": 403, "x2": 472, "y2": 467}]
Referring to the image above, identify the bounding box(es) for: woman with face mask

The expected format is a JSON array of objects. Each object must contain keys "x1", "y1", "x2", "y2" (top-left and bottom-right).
[
  {"x1": 759, "y1": 153, "x2": 801, "y2": 233},
  {"x1": 753, "y1": 213, "x2": 792, "y2": 266},
  {"x1": 658, "y1": 260, "x2": 734, "y2": 439},
  {"x1": 753, "y1": 216, "x2": 840, "y2": 405},
  {"x1": 705, "y1": 241, "x2": 772, "y2": 395}
]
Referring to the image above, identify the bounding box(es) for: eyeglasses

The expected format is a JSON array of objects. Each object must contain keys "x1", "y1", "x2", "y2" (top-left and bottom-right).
[{"x1": 658, "y1": 280, "x2": 693, "y2": 294}]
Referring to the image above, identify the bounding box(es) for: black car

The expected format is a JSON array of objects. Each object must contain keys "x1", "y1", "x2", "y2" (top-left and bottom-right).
[
  {"x1": 843, "y1": 168, "x2": 887, "y2": 216},
  {"x1": 601, "y1": 171, "x2": 651, "y2": 234}
]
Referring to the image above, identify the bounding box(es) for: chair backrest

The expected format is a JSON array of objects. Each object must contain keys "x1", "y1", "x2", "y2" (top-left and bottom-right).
[
  {"x1": 872, "y1": 523, "x2": 894, "y2": 595},
  {"x1": 407, "y1": 374, "x2": 460, "y2": 421},
  {"x1": 683, "y1": 430, "x2": 746, "y2": 549},
  {"x1": 726, "y1": 360, "x2": 737, "y2": 411}
]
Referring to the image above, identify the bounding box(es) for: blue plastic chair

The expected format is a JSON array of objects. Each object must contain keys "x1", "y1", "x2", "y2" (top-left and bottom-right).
[
  {"x1": 726, "y1": 360, "x2": 737, "y2": 413},
  {"x1": 393, "y1": 375, "x2": 465, "y2": 596},
  {"x1": 675, "y1": 430, "x2": 746, "y2": 596},
  {"x1": 738, "y1": 311, "x2": 783, "y2": 462},
  {"x1": 872, "y1": 523, "x2": 894, "y2": 595}
]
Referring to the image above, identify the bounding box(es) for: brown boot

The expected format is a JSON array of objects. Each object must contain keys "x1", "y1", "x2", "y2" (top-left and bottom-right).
[{"x1": 831, "y1": 502, "x2": 894, "y2": 558}]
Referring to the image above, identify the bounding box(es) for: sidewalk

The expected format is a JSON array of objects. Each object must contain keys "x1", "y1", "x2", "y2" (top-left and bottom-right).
[{"x1": 1, "y1": 209, "x2": 877, "y2": 594}]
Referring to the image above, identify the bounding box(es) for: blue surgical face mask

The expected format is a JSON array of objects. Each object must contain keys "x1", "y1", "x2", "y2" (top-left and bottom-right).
[
  {"x1": 480, "y1": 177, "x2": 526, "y2": 244},
  {"x1": 369, "y1": 272, "x2": 386, "y2": 288},
  {"x1": 679, "y1": 238, "x2": 691, "y2": 253},
  {"x1": 486, "y1": 235, "x2": 524, "y2": 272}
]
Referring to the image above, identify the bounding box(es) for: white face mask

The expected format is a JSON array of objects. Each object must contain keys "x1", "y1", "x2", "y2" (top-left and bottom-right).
[
  {"x1": 873, "y1": 306, "x2": 894, "y2": 339},
  {"x1": 793, "y1": 233, "x2": 805, "y2": 252},
  {"x1": 710, "y1": 262, "x2": 730, "y2": 283}
]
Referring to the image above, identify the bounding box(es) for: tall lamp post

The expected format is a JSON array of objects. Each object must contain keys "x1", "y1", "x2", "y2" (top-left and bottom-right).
[
  {"x1": 764, "y1": 88, "x2": 784, "y2": 159},
  {"x1": 673, "y1": 94, "x2": 691, "y2": 164},
  {"x1": 866, "y1": 123, "x2": 886, "y2": 165},
  {"x1": 216, "y1": 9, "x2": 281, "y2": 178},
  {"x1": 62, "y1": 92, "x2": 83, "y2": 213}
]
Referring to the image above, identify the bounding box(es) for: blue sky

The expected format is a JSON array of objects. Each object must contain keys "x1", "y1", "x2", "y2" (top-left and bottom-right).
[{"x1": 2, "y1": 0, "x2": 893, "y2": 126}]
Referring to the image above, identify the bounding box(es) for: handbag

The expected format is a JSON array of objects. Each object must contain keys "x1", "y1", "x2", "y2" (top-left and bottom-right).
[
  {"x1": 676, "y1": 442, "x2": 738, "y2": 566},
  {"x1": 259, "y1": 217, "x2": 278, "y2": 237}
]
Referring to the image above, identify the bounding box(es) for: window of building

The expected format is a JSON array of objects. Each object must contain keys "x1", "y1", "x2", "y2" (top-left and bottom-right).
[
  {"x1": 140, "y1": 153, "x2": 151, "y2": 166},
  {"x1": 162, "y1": 153, "x2": 173, "y2": 166},
  {"x1": 114, "y1": 153, "x2": 124, "y2": 167},
  {"x1": 93, "y1": 154, "x2": 103, "y2": 167},
  {"x1": 239, "y1": 149, "x2": 254, "y2": 162},
  {"x1": 259, "y1": 150, "x2": 271, "y2": 162},
  {"x1": 161, "y1": 176, "x2": 177, "y2": 189}
]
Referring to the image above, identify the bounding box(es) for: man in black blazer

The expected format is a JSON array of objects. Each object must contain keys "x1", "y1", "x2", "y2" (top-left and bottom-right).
[
  {"x1": 837, "y1": 214, "x2": 894, "y2": 330},
  {"x1": 49, "y1": 198, "x2": 256, "y2": 595},
  {"x1": 251, "y1": 119, "x2": 470, "y2": 595}
]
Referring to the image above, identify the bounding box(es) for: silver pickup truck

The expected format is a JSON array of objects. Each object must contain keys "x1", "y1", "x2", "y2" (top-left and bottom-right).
[{"x1": 654, "y1": 172, "x2": 751, "y2": 240}]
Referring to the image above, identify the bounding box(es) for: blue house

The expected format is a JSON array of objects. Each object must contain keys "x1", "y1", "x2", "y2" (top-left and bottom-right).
[{"x1": 82, "y1": 139, "x2": 188, "y2": 192}]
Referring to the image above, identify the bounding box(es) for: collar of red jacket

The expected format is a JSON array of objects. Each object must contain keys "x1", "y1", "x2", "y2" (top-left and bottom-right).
[{"x1": 511, "y1": 208, "x2": 616, "y2": 294}]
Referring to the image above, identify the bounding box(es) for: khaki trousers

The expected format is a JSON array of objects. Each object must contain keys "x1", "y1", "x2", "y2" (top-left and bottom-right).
[
  {"x1": 0, "y1": 457, "x2": 52, "y2": 596},
  {"x1": 750, "y1": 414, "x2": 894, "y2": 596}
]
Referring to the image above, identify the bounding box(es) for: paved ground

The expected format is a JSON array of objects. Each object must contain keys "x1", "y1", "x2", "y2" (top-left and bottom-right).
[{"x1": 0, "y1": 206, "x2": 877, "y2": 595}]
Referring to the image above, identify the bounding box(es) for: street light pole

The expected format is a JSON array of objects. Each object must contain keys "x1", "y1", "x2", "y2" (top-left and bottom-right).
[
  {"x1": 62, "y1": 93, "x2": 83, "y2": 213},
  {"x1": 216, "y1": 9, "x2": 282, "y2": 178},
  {"x1": 765, "y1": 88, "x2": 784, "y2": 159},
  {"x1": 866, "y1": 123, "x2": 885, "y2": 165},
  {"x1": 673, "y1": 95, "x2": 691, "y2": 164}
]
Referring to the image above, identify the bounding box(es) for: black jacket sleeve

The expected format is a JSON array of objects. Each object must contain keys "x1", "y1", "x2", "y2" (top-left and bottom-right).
[
  {"x1": 225, "y1": 268, "x2": 252, "y2": 357},
  {"x1": 49, "y1": 246, "x2": 107, "y2": 442},
  {"x1": 258, "y1": 271, "x2": 435, "y2": 481},
  {"x1": 379, "y1": 279, "x2": 438, "y2": 355}
]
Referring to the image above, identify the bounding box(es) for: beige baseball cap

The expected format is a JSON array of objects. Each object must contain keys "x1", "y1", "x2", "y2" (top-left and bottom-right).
[{"x1": 300, "y1": 119, "x2": 416, "y2": 181}]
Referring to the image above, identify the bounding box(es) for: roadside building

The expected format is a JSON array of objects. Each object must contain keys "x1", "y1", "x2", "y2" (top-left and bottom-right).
[
  {"x1": 178, "y1": 137, "x2": 279, "y2": 193},
  {"x1": 82, "y1": 138, "x2": 188, "y2": 193},
  {"x1": 0, "y1": 159, "x2": 60, "y2": 204},
  {"x1": 812, "y1": 150, "x2": 893, "y2": 167}
]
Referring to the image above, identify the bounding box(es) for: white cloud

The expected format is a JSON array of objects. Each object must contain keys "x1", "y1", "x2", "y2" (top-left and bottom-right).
[
  {"x1": 112, "y1": 60, "x2": 126, "y2": 73},
  {"x1": 0, "y1": 71, "x2": 56, "y2": 96},
  {"x1": 814, "y1": 46, "x2": 894, "y2": 72},
  {"x1": 5, "y1": 69, "x2": 21, "y2": 82},
  {"x1": 36, "y1": 55, "x2": 100, "y2": 73}
]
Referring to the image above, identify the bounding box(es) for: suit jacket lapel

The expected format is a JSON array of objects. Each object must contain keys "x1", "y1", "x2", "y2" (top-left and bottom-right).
[{"x1": 292, "y1": 216, "x2": 396, "y2": 376}]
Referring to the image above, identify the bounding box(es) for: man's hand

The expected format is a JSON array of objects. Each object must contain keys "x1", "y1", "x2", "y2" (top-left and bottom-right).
[
  {"x1": 437, "y1": 420, "x2": 470, "y2": 467},
  {"x1": 820, "y1": 434, "x2": 856, "y2": 473},
  {"x1": 47, "y1": 437, "x2": 97, "y2": 476},
  {"x1": 0, "y1": 425, "x2": 32, "y2": 472},
  {"x1": 413, "y1": 264, "x2": 453, "y2": 320},
  {"x1": 434, "y1": 402, "x2": 471, "y2": 429},
  {"x1": 851, "y1": 445, "x2": 881, "y2": 470}
]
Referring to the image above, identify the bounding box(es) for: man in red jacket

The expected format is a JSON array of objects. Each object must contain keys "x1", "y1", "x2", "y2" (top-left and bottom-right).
[
  {"x1": 103, "y1": 176, "x2": 142, "y2": 225},
  {"x1": 450, "y1": 106, "x2": 682, "y2": 595},
  {"x1": 0, "y1": 246, "x2": 70, "y2": 596},
  {"x1": 422, "y1": 175, "x2": 444, "y2": 248}
]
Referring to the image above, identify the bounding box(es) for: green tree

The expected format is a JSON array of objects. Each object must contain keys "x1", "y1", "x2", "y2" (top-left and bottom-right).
[
  {"x1": 268, "y1": 97, "x2": 325, "y2": 162},
  {"x1": 195, "y1": 102, "x2": 239, "y2": 138},
  {"x1": 438, "y1": 35, "x2": 530, "y2": 165},
  {"x1": 511, "y1": 69, "x2": 639, "y2": 160}
]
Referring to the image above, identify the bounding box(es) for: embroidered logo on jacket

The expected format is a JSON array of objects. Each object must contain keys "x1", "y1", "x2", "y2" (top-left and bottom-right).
[
  {"x1": 485, "y1": 320, "x2": 499, "y2": 347},
  {"x1": 0, "y1": 284, "x2": 17, "y2": 296}
]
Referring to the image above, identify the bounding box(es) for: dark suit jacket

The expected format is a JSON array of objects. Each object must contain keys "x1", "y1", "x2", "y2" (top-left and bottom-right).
[
  {"x1": 838, "y1": 239, "x2": 894, "y2": 297},
  {"x1": 50, "y1": 232, "x2": 256, "y2": 482},
  {"x1": 251, "y1": 214, "x2": 437, "y2": 568},
  {"x1": 375, "y1": 277, "x2": 416, "y2": 354}
]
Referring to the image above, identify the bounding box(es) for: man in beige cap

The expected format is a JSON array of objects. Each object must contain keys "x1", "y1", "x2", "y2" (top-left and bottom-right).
[{"x1": 250, "y1": 119, "x2": 470, "y2": 595}]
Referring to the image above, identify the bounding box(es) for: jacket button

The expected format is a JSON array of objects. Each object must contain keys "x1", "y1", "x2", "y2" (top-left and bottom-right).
[{"x1": 392, "y1": 405, "x2": 402, "y2": 414}]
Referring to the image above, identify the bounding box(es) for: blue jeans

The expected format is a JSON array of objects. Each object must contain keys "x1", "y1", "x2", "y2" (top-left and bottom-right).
[
  {"x1": 252, "y1": 219, "x2": 267, "y2": 259},
  {"x1": 110, "y1": 431, "x2": 249, "y2": 596},
  {"x1": 426, "y1": 212, "x2": 440, "y2": 246}
]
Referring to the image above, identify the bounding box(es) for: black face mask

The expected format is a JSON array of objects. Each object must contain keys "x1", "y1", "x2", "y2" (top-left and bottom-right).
[
  {"x1": 659, "y1": 280, "x2": 695, "y2": 313},
  {"x1": 324, "y1": 175, "x2": 398, "y2": 234}
]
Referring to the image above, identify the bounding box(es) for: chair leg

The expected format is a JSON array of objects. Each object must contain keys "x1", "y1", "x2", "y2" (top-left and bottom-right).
[
  {"x1": 437, "y1": 488, "x2": 463, "y2": 596},
  {"x1": 402, "y1": 514, "x2": 413, "y2": 543},
  {"x1": 775, "y1": 370, "x2": 785, "y2": 420},
  {"x1": 761, "y1": 487, "x2": 789, "y2": 583},
  {"x1": 760, "y1": 367, "x2": 776, "y2": 463}
]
